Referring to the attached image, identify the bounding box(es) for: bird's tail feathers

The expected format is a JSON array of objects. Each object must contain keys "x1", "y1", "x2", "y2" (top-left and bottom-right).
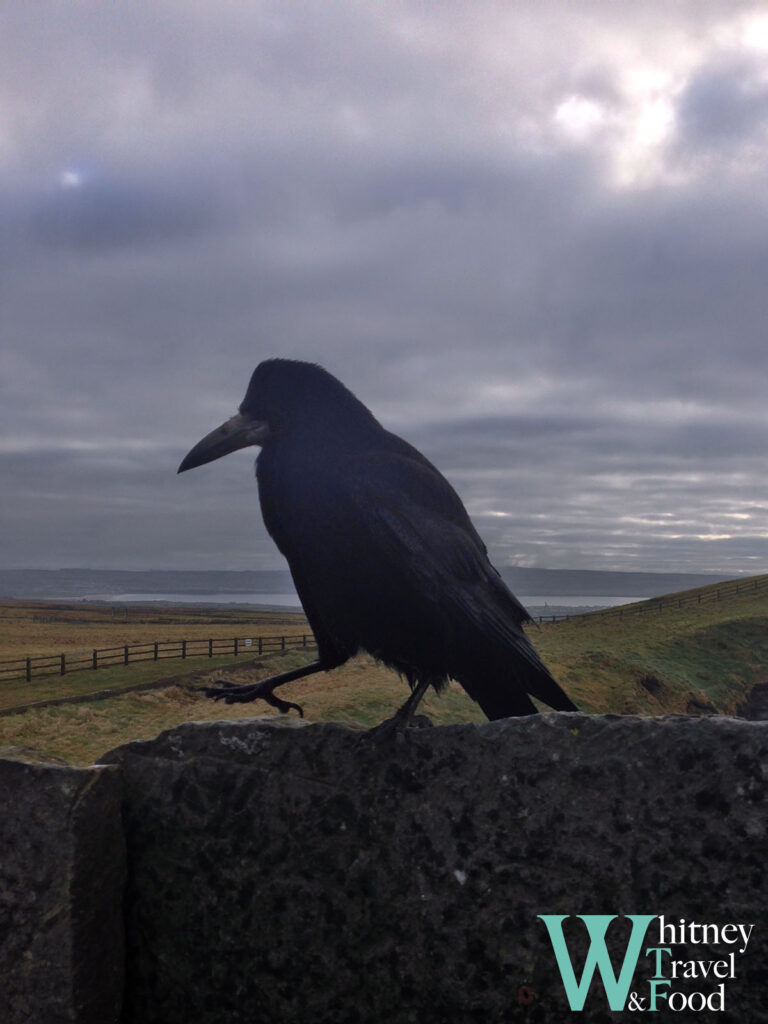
[{"x1": 458, "y1": 649, "x2": 578, "y2": 721}]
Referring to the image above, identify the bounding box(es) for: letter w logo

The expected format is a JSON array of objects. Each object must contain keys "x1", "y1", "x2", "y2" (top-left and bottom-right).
[{"x1": 538, "y1": 914, "x2": 656, "y2": 1011}]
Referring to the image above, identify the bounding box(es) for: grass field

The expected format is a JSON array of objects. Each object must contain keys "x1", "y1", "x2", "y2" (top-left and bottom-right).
[
  {"x1": 0, "y1": 599, "x2": 311, "y2": 710},
  {"x1": 0, "y1": 599, "x2": 308, "y2": 660},
  {"x1": 1, "y1": 576, "x2": 766, "y2": 765},
  {"x1": 536, "y1": 576, "x2": 768, "y2": 716}
]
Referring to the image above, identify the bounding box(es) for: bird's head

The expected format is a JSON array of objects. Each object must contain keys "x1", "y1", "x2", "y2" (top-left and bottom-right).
[{"x1": 177, "y1": 358, "x2": 379, "y2": 473}]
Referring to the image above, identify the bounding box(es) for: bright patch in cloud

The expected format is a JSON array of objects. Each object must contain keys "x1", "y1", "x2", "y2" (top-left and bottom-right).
[
  {"x1": 742, "y1": 15, "x2": 768, "y2": 51},
  {"x1": 554, "y1": 95, "x2": 607, "y2": 141},
  {"x1": 59, "y1": 168, "x2": 84, "y2": 189}
]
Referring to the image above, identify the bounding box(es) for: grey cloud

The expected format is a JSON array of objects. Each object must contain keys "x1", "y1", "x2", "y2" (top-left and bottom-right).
[
  {"x1": 413, "y1": 409, "x2": 768, "y2": 469},
  {"x1": 30, "y1": 174, "x2": 221, "y2": 251},
  {"x1": 674, "y1": 53, "x2": 768, "y2": 152},
  {"x1": 0, "y1": 446, "x2": 275, "y2": 571},
  {"x1": 3, "y1": 1, "x2": 768, "y2": 575}
]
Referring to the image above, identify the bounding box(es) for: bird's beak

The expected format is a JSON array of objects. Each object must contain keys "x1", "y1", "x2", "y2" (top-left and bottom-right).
[{"x1": 177, "y1": 413, "x2": 271, "y2": 473}]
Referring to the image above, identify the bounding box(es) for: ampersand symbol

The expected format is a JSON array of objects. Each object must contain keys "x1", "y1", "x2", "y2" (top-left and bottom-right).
[{"x1": 627, "y1": 991, "x2": 646, "y2": 1011}]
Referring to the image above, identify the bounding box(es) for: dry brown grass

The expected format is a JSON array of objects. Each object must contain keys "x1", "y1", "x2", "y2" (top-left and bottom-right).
[
  {"x1": 0, "y1": 600, "x2": 309, "y2": 661},
  {"x1": 0, "y1": 654, "x2": 484, "y2": 765}
]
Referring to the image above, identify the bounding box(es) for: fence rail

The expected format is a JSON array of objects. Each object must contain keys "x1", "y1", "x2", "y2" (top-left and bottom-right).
[
  {"x1": 532, "y1": 573, "x2": 768, "y2": 624},
  {"x1": 0, "y1": 633, "x2": 316, "y2": 685}
]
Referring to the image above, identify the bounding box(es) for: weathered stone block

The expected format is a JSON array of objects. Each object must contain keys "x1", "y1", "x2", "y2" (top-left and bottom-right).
[
  {"x1": 103, "y1": 714, "x2": 768, "y2": 1023},
  {"x1": 0, "y1": 753, "x2": 125, "y2": 1024}
]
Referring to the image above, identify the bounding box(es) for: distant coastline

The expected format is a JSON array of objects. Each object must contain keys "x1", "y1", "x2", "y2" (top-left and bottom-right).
[{"x1": 0, "y1": 567, "x2": 739, "y2": 620}]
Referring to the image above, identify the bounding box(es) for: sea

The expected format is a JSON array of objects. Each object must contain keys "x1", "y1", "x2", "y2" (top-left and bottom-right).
[
  {"x1": 77, "y1": 591, "x2": 642, "y2": 618},
  {"x1": 1, "y1": 567, "x2": 736, "y2": 619},
  {"x1": 82, "y1": 591, "x2": 304, "y2": 609}
]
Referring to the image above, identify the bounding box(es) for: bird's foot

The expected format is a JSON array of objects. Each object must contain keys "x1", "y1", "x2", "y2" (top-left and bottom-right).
[
  {"x1": 362, "y1": 678, "x2": 434, "y2": 743},
  {"x1": 362, "y1": 709, "x2": 432, "y2": 745},
  {"x1": 410, "y1": 714, "x2": 434, "y2": 730},
  {"x1": 201, "y1": 678, "x2": 304, "y2": 717}
]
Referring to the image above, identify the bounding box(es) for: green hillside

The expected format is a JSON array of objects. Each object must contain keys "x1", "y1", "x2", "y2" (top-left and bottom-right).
[{"x1": 534, "y1": 573, "x2": 768, "y2": 715}]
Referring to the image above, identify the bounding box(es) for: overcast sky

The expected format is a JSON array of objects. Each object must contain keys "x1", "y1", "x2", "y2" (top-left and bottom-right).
[{"x1": 3, "y1": 1, "x2": 768, "y2": 575}]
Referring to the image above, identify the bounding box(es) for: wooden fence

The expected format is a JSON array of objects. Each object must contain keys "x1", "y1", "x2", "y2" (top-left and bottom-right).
[
  {"x1": 0, "y1": 633, "x2": 315, "y2": 685},
  {"x1": 531, "y1": 573, "x2": 768, "y2": 624}
]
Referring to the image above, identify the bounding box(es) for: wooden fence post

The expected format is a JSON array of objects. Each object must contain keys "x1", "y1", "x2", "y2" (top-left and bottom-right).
[{"x1": 1, "y1": 630, "x2": 316, "y2": 685}]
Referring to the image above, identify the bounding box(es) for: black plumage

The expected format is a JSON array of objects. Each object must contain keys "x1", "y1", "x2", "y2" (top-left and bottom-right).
[{"x1": 178, "y1": 359, "x2": 577, "y2": 725}]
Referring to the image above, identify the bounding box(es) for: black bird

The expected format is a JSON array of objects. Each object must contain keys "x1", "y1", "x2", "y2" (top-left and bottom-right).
[{"x1": 178, "y1": 359, "x2": 577, "y2": 726}]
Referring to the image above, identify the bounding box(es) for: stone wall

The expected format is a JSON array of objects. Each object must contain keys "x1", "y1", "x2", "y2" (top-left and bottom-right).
[
  {"x1": 0, "y1": 755, "x2": 124, "y2": 1024},
  {"x1": 2, "y1": 714, "x2": 767, "y2": 1022}
]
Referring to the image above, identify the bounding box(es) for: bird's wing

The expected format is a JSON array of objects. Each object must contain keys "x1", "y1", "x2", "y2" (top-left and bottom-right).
[
  {"x1": 339, "y1": 443, "x2": 540, "y2": 658},
  {"x1": 341, "y1": 446, "x2": 578, "y2": 715}
]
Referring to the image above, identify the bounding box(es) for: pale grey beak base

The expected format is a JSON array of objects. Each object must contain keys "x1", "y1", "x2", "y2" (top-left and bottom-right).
[{"x1": 177, "y1": 413, "x2": 271, "y2": 473}]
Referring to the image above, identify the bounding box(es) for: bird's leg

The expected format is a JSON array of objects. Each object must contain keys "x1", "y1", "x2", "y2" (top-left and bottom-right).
[
  {"x1": 365, "y1": 678, "x2": 433, "y2": 741},
  {"x1": 202, "y1": 660, "x2": 326, "y2": 716}
]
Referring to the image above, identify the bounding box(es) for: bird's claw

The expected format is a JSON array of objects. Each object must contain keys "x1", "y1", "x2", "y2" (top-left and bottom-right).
[
  {"x1": 410, "y1": 714, "x2": 434, "y2": 730},
  {"x1": 362, "y1": 710, "x2": 432, "y2": 745},
  {"x1": 203, "y1": 684, "x2": 244, "y2": 702},
  {"x1": 202, "y1": 680, "x2": 304, "y2": 717},
  {"x1": 261, "y1": 691, "x2": 305, "y2": 717}
]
